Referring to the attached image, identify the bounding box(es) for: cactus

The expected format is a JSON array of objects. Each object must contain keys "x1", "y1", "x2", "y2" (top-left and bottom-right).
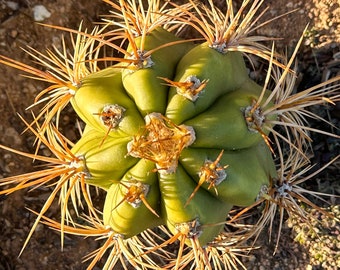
[{"x1": 0, "y1": 0, "x2": 339, "y2": 269}]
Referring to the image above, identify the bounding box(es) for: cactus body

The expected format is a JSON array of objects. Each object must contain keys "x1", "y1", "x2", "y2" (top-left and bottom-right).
[{"x1": 69, "y1": 26, "x2": 276, "y2": 244}]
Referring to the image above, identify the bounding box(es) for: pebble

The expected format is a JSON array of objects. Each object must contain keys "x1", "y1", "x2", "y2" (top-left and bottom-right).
[
  {"x1": 10, "y1": 29, "x2": 18, "y2": 38},
  {"x1": 2, "y1": 127, "x2": 22, "y2": 146},
  {"x1": 32, "y1": 5, "x2": 51, "y2": 22},
  {"x1": 6, "y1": 1, "x2": 19, "y2": 10},
  {"x1": 286, "y1": 2, "x2": 294, "y2": 8}
]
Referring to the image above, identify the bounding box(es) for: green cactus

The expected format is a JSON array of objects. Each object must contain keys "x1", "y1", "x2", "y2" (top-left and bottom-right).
[{"x1": 67, "y1": 23, "x2": 277, "y2": 246}]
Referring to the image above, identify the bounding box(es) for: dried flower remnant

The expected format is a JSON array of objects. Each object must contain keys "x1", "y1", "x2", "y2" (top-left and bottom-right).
[{"x1": 127, "y1": 113, "x2": 195, "y2": 174}]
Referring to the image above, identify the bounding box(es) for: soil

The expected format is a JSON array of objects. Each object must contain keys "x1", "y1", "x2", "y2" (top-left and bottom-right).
[{"x1": 0, "y1": 1, "x2": 339, "y2": 270}]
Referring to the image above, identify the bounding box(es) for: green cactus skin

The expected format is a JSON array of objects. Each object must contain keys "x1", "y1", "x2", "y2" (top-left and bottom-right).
[
  {"x1": 159, "y1": 165, "x2": 233, "y2": 246},
  {"x1": 166, "y1": 43, "x2": 249, "y2": 124},
  {"x1": 70, "y1": 128, "x2": 138, "y2": 190},
  {"x1": 180, "y1": 141, "x2": 276, "y2": 207},
  {"x1": 69, "y1": 27, "x2": 278, "y2": 244},
  {"x1": 71, "y1": 67, "x2": 144, "y2": 138},
  {"x1": 103, "y1": 159, "x2": 164, "y2": 238},
  {"x1": 122, "y1": 27, "x2": 194, "y2": 116},
  {"x1": 184, "y1": 87, "x2": 275, "y2": 150}
]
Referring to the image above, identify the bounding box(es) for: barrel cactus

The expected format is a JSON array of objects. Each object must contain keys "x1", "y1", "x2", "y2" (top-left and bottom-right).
[{"x1": 0, "y1": 0, "x2": 339, "y2": 269}]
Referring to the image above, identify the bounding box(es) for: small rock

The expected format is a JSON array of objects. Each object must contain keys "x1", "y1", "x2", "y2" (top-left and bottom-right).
[
  {"x1": 32, "y1": 5, "x2": 51, "y2": 22},
  {"x1": 286, "y1": 2, "x2": 294, "y2": 8},
  {"x1": 6, "y1": 1, "x2": 19, "y2": 10},
  {"x1": 3, "y1": 127, "x2": 22, "y2": 146},
  {"x1": 10, "y1": 29, "x2": 18, "y2": 38}
]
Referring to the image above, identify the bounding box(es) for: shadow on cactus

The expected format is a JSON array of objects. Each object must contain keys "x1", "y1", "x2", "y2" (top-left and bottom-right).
[{"x1": 0, "y1": 0, "x2": 339, "y2": 269}]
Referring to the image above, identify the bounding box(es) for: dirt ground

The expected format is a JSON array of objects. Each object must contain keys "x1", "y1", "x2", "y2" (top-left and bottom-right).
[{"x1": 0, "y1": 0, "x2": 339, "y2": 269}]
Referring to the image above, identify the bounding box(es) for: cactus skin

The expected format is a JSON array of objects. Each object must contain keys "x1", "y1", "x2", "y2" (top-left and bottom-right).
[
  {"x1": 103, "y1": 159, "x2": 164, "y2": 238},
  {"x1": 180, "y1": 141, "x2": 276, "y2": 207},
  {"x1": 70, "y1": 127, "x2": 138, "y2": 190},
  {"x1": 71, "y1": 67, "x2": 144, "y2": 138},
  {"x1": 166, "y1": 44, "x2": 249, "y2": 124},
  {"x1": 184, "y1": 89, "x2": 274, "y2": 150},
  {"x1": 122, "y1": 27, "x2": 194, "y2": 116},
  {"x1": 159, "y1": 165, "x2": 233, "y2": 246}
]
